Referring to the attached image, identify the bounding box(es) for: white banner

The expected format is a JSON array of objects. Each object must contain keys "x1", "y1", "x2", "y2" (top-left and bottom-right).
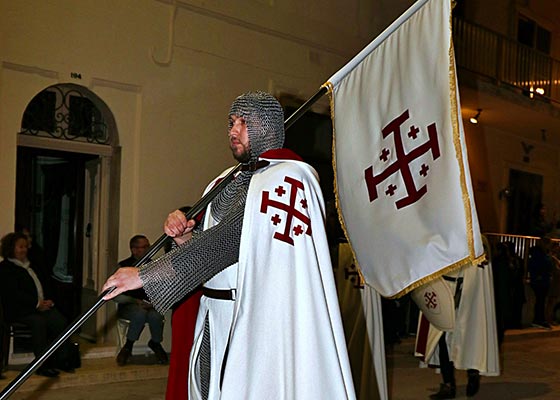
[{"x1": 325, "y1": 0, "x2": 483, "y2": 297}]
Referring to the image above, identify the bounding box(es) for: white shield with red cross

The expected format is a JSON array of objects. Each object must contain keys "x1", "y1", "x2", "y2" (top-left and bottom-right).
[{"x1": 411, "y1": 276, "x2": 455, "y2": 331}]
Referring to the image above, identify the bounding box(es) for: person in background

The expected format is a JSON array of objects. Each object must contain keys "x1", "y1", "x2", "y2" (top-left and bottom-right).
[
  {"x1": 545, "y1": 242, "x2": 560, "y2": 326},
  {"x1": 114, "y1": 235, "x2": 168, "y2": 366},
  {"x1": 529, "y1": 203, "x2": 553, "y2": 238},
  {"x1": 0, "y1": 232, "x2": 76, "y2": 377},
  {"x1": 491, "y1": 242, "x2": 509, "y2": 346},
  {"x1": 527, "y1": 239, "x2": 554, "y2": 329},
  {"x1": 415, "y1": 235, "x2": 500, "y2": 399},
  {"x1": 505, "y1": 241, "x2": 525, "y2": 329}
]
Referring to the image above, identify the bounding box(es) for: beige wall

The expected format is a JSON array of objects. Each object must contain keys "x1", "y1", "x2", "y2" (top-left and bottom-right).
[
  {"x1": 517, "y1": 0, "x2": 560, "y2": 59},
  {"x1": 465, "y1": 0, "x2": 512, "y2": 36},
  {"x1": 3, "y1": 1, "x2": 560, "y2": 308},
  {"x1": 456, "y1": 0, "x2": 560, "y2": 233},
  {"x1": 463, "y1": 0, "x2": 560, "y2": 60},
  {"x1": 463, "y1": 117, "x2": 499, "y2": 232},
  {"x1": 483, "y1": 125, "x2": 560, "y2": 231},
  {"x1": 0, "y1": 0, "x2": 403, "y2": 261}
]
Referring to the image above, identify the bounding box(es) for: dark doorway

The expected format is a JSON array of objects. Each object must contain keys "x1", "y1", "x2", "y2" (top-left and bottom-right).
[
  {"x1": 283, "y1": 106, "x2": 345, "y2": 245},
  {"x1": 15, "y1": 146, "x2": 98, "y2": 322},
  {"x1": 506, "y1": 169, "x2": 543, "y2": 235},
  {"x1": 283, "y1": 106, "x2": 334, "y2": 201}
]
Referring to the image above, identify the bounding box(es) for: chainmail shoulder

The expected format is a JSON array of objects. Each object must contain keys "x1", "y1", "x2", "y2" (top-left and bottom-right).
[
  {"x1": 139, "y1": 178, "x2": 249, "y2": 314},
  {"x1": 210, "y1": 171, "x2": 251, "y2": 222}
]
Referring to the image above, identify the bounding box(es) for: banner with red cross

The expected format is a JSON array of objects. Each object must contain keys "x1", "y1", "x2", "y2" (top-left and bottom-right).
[{"x1": 324, "y1": 0, "x2": 484, "y2": 297}]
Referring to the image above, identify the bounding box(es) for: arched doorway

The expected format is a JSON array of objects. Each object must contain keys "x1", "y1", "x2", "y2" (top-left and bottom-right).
[{"x1": 15, "y1": 83, "x2": 120, "y2": 342}]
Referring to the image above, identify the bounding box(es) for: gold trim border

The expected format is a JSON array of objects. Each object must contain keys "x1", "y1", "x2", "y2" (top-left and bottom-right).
[{"x1": 321, "y1": 0, "x2": 486, "y2": 298}]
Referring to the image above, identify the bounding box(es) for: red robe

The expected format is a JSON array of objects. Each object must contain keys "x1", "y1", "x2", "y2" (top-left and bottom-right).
[{"x1": 165, "y1": 290, "x2": 202, "y2": 400}]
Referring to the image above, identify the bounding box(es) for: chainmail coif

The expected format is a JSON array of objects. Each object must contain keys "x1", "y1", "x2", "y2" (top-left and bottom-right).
[
  {"x1": 211, "y1": 91, "x2": 285, "y2": 222},
  {"x1": 228, "y1": 91, "x2": 284, "y2": 163},
  {"x1": 139, "y1": 91, "x2": 285, "y2": 314}
]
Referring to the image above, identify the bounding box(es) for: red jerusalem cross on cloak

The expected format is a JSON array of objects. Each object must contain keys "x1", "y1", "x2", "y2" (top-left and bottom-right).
[
  {"x1": 364, "y1": 109, "x2": 440, "y2": 209},
  {"x1": 260, "y1": 175, "x2": 312, "y2": 245}
]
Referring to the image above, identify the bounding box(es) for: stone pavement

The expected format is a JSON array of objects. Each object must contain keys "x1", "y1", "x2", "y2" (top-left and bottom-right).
[
  {"x1": 1, "y1": 325, "x2": 559, "y2": 399},
  {"x1": 387, "y1": 325, "x2": 560, "y2": 399}
]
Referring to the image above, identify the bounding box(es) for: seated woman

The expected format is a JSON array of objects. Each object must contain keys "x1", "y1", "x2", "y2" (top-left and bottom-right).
[{"x1": 0, "y1": 232, "x2": 76, "y2": 377}]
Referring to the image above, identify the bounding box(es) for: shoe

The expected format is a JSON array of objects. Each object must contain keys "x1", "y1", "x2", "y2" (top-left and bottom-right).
[
  {"x1": 36, "y1": 367, "x2": 60, "y2": 378},
  {"x1": 116, "y1": 347, "x2": 132, "y2": 366},
  {"x1": 148, "y1": 340, "x2": 169, "y2": 365},
  {"x1": 430, "y1": 383, "x2": 456, "y2": 399},
  {"x1": 466, "y1": 370, "x2": 480, "y2": 397}
]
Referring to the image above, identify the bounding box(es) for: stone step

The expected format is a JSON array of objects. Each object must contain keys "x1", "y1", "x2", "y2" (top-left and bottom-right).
[
  {"x1": 502, "y1": 324, "x2": 560, "y2": 341},
  {"x1": 1, "y1": 346, "x2": 169, "y2": 394}
]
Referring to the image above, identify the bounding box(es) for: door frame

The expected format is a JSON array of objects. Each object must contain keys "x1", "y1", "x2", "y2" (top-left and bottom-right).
[
  {"x1": 16, "y1": 82, "x2": 121, "y2": 344},
  {"x1": 16, "y1": 136, "x2": 119, "y2": 343}
]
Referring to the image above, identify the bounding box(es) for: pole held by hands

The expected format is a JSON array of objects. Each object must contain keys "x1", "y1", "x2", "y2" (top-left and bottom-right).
[{"x1": 0, "y1": 87, "x2": 326, "y2": 400}]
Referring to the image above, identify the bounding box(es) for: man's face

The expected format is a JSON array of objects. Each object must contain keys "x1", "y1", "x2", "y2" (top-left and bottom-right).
[
  {"x1": 131, "y1": 238, "x2": 150, "y2": 260},
  {"x1": 228, "y1": 115, "x2": 250, "y2": 162}
]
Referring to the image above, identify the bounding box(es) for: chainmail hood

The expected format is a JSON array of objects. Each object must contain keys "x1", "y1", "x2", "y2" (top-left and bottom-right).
[{"x1": 228, "y1": 91, "x2": 284, "y2": 163}]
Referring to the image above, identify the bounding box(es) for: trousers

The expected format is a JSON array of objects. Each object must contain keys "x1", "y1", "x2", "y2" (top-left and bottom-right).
[{"x1": 118, "y1": 303, "x2": 164, "y2": 342}]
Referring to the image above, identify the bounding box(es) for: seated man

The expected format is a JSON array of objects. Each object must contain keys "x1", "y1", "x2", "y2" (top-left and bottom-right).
[{"x1": 114, "y1": 235, "x2": 167, "y2": 365}]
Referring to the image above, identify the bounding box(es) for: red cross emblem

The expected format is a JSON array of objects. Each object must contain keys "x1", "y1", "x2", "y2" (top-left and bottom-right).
[
  {"x1": 424, "y1": 291, "x2": 438, "y2": 310},
  {"x1": 260, "y1": 175, "x2": 312, "y2": 245},
  {"x1": 364, "y1": 109, "x2": 440, "y2": 209}
]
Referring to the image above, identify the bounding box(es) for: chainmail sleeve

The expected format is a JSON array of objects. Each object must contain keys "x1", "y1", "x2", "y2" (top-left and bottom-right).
[
  {"x1": 139, "y1": 92, "x2": 284, "y2": 315},
  {"x1": 138, "y1": 199, "x2": 244, "y2": 314}
]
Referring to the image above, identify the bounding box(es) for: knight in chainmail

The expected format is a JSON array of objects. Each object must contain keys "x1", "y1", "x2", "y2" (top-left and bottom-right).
[
  {"x1": 138, "y1": 91, "x2": 284, "y2": 399},
  {"x1": 138, "y1": 93, "x2": 281, "y2": 308},
  {"x1": 104, "y1": 91, "x2": 356, "y2": 400}
]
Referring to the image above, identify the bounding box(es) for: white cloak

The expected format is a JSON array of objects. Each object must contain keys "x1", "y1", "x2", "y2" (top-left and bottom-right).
[
  {"x1": 190, "y1": 156, "x2": 356, "y2": 400},
  {"x1": 415, "y1": 261, "x2": 500, "y2": 376},
  {"x1": 334, "y1": 242, "x2": 388, "y2": 400}
]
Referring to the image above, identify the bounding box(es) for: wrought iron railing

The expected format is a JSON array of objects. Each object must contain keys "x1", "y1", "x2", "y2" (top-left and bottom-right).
[
  {"x1": 453, "y1": 17, "x2": 560, "y2": 104},
  {"x1": 18, "y1": 85, "x2": 110, "y2": 145}
]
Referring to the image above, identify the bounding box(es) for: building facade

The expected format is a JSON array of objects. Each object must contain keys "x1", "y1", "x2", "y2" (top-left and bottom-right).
[
  {"x1": 1, "y1": 0, "x2": 560, "y2": 345},
  {"x1": 0, "y1": 0, "x2": 413, "y2": 345}
]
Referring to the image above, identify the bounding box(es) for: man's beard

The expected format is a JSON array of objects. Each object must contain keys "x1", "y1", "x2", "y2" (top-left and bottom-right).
[{"x1": 232, "y1": 146, "x2": 250, "y2": 163}]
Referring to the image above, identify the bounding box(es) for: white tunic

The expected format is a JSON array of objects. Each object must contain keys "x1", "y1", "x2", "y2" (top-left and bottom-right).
[
  {"x1": 189, "y1": 156, "x2": 356, "y2": 400},
  {"x1": 415, "y1": 260, "x2": 500, "y2": 376}
]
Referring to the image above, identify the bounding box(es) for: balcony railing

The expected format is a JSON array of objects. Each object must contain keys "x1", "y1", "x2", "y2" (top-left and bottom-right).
[
  {"x1": 453, "y1": 17, "x2": 560, "y2": 104},
  {"x1": 485, "y1": 232, "x2": 559, "y2": 274}
]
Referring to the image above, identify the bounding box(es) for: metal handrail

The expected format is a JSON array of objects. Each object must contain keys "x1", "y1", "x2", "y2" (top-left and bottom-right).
[
  {"x1": 453, "y1": 16, "x2": 560, "y2": 104},
  {"x1": 484, "y1": 232, "x2": 560, "y2": 277}
]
